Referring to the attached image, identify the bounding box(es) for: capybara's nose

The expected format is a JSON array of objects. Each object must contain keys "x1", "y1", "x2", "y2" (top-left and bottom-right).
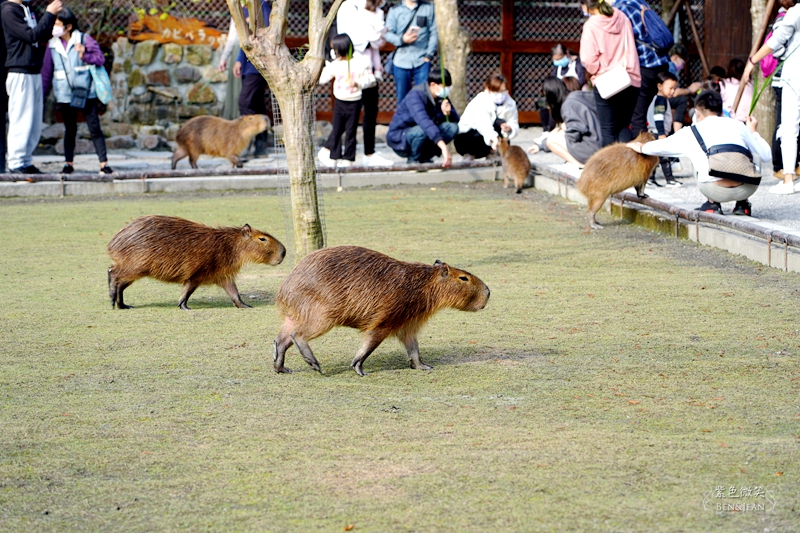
[
  {"x1": 280, "y1": 247, "x2": 286, "y2": 260},
  {"x1": 485, "y1": 285, "x2": 490, "y2": 299}
]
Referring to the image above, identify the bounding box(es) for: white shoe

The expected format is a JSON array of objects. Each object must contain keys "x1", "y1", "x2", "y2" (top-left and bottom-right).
[
  {"x1": 336, "y1": 159, "x2": 352, "y2": 168},
  {"x1": 317, "y1": 148, "x2": 335, "y2": 168},
  {"x1": 769, "y1": 181, "x2": 796, "y2": 195},
  {"x1": 363, "y1": 153, "x2": 394, "y2": 166}
]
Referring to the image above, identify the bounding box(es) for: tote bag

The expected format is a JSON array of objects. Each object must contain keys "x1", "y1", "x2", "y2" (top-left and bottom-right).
[{"x1": 593, "y1": 36, "x2": 632, "y2": 99}]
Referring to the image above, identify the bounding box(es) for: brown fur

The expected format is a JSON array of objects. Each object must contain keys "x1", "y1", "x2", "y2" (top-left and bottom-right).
[
  {"x1": 273, "y1": 246, "x2": 490, "y2": 376},
  {"x1": 171, "y1": 115, "x2": 269, "y2": 169},
  {"x1": 107, "y1": 215, "x2": 285, "y2": 310},
  {"x1": 576, "y1": 132, "x2": 659, "y2": 229},
  {"x1": 498, "y1": 138, "x2": 531, "y2": 194}
]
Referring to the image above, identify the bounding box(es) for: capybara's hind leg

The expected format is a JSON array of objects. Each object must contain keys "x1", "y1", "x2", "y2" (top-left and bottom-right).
[
  {"x1": 220, "y1": 279, "x2": 251, "y2": 309},
  {"x1": 290, "y1": 333, "x2": 322, "y2": 373},
  {"x1": 115, "y1": 280, "x2": 134, "y2": 309},
  {"x1": 171, "y1": 146, "x2": 188, "y2": 169},
  {"x1": 273, "y1": 320, "x2": 295, "y2": 374},
  {"x1": 227, "y1": 155, "x2": 243, "y2": 168},
  {"x1": 587, "y1": 198, "x2": 606, "y2": 230},
  {"x1": 399, "y1": 331, "x2": 431, "y2": 371},
  {"x1": 635, "y1": 182, "x2": 649, "y2": 199},
  {"x1": 108, "y1": 267, "x2": 116, "y2": 309},
  {"x1": 351, "y1": 329, "x2": 391, "y2": 376},
  {"x1": 178, "y1": 280, "x2": 200, "y2": 310}
]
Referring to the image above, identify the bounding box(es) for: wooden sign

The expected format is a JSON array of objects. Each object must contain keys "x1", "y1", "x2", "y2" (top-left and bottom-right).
[{"x1": 128, "y1": 14, "x2": 227, "y2": 49}]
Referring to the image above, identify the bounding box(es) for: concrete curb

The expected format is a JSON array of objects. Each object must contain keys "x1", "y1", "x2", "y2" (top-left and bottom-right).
[{"x1": 530, "y1": 162, "x2": 800, "y2": 273}]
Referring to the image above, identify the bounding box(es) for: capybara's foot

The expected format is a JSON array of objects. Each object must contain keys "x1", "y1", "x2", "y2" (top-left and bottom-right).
[
  {"x1": 590, "y1": 222, "x2": 604, "y2": 230},
  {"x1": 117, "y1": 303, "x2": 133, "y2": 310},
  {"x1": 234, "y1": 300, "x2": 252, "y2": 309},
  {"x1": 515, "y1": 188, "x2": 522, "y2": 194},
  {"x1": 179, "y1": 302, "x2": 192, "y2": 311},
  {"x1": 274, "y1": 366, "x2": 294, "y2": 374},
  {"x1": 351, "y1": 361, "x2": 368, "y2": 377},
  {"x1": 637, "y1": 192, "x2": 649, "y2": 199},
  {"x1": 410, "y1": 361, "x2": 433, "y2": 371}
]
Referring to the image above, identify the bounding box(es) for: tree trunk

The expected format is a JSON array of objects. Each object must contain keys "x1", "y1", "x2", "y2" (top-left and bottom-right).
[
  {"x1": 226, "y1": 0, "x2": 344, "y2": 259},
  {"x1": 751, "y1": 0, "x2": 776, "y2": 145},
  {"x1": 433, "y1": 0, "x2": 471, "y2": 114}
]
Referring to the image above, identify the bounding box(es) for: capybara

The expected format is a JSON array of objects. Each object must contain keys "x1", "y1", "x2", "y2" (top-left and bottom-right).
[
  {"x1": 171, "y1": 114, "x2": 269, "y2": 169},
  {"x1": 576, "y1": 131, "x2": 659, "y2": 229},
  {"x1": 107, "y1": 215, "x2": 285, "y2": 310},
  {"x1": 273, "y1": 246, "x2": 490, "y2": 376},
  {"x1": 498, "y1": 137, "x2": 531, "y2": 194}
]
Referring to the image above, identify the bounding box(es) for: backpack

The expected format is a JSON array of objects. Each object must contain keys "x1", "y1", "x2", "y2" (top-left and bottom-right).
[{"x1": 638, "y1": 4, "x2": 674, "y2": 55}]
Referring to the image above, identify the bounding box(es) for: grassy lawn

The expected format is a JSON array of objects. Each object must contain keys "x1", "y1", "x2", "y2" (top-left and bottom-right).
[{"x1": 1, "y1": 184, "x2": 798, "y2": 532}]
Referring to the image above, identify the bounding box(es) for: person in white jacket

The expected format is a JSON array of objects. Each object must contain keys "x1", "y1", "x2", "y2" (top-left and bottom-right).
[
  {"x1": 627, "y1": 91, "x2": 771, "y2": 216},
  {"x1": 454, "y1": 74, "x2": 519, "y2": 160},
  {"x1": 744, "y1": 2, "x2": 800, "y2": 194}
]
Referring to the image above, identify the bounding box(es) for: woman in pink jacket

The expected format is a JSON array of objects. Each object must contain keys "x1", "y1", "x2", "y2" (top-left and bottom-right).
[{"x1": 579, "y1": 0, "x2": 641, "y2": 146}]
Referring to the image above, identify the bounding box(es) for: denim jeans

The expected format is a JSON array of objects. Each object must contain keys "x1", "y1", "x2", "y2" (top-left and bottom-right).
[
  {"x1": 395, "y1": 122, "x2": 459, "y2": 162},
  {"x1": 393, "y1": 62, "x2": 431, "y2": 104}
]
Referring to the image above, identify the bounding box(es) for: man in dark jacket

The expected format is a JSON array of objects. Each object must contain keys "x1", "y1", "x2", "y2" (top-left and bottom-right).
[
  {"x1": 233, "y1": 0, "x2": 270, "y2": 156},
  {"x1": 387, "y1": 68, "x2": 459, "y2": 167},
  {"x1": 2, "y1": 0, "x2": 61, "y2": 174}
]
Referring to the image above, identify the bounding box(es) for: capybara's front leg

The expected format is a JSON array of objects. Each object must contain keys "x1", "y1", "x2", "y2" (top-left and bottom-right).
[
  {"x1": 351, "y1": 330, "x2": 390, "y2": 376},
  {"x1": 635, "y1": 182, "x2": 649, "y2": 199},
  {"x1": 108, "y1": 267, "x2": 116, "y2": 309},
  {"x1": 402, "y1": 334, "x2": 432, "y2": 371},
  {"x1": 178, "y1": 280, "x2": 200, "y2": 310},
  {"x1": 115, "y1": 280, "x2": 134, "y2": 309},
  {"x1": 220, "y1": 280, "x2": 251, "y2": 308},
  {"x1": 503, "y1": 173, "x2": 509, "y2": 188},
  {"x1": 290, "y1": 334, "x2": 322, "y2": 373},
  {"x1": 273, "y1": 321, "x2": 295, "y2": 374},
  {"x1": 228, "y1": 155, "x2": 243, "y2": 169}
]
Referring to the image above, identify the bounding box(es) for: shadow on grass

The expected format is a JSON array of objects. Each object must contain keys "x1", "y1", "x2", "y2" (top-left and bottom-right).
[
  {"x1": 117, "y1": 290, "x2": 276, "y2": 310},
  {"x1": 284, "y1": 345, "x2": 560, "y2": 377}
]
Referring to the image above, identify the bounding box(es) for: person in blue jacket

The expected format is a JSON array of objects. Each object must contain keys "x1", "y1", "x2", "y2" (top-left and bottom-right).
[
  {"x1": 386, "y1": 68, "x2": 459, "y2": 168},
  {"x1": 233, "y1": 0, "x2": 270, "y2": 156}
]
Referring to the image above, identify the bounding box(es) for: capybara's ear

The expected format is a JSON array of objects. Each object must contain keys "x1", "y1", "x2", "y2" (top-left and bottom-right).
[
  {"x1": 242, "y1": 224, "x2": 252, "y2": 238},
  {"x1": 433, "y1": 259, "x2": 443, "y2": 267},
  {"x1": 436, "y1": 262, "x2": 450, "y2": 277}
]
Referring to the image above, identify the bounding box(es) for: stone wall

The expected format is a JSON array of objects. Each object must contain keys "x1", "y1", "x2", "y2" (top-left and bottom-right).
[{"x1": 109, "y1": 37, "x2": 228, "y2": 133}]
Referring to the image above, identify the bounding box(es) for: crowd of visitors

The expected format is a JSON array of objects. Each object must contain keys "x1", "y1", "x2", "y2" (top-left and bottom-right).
[{"x1": 1, "y1": 0, "x2": 799, "y2": 212}]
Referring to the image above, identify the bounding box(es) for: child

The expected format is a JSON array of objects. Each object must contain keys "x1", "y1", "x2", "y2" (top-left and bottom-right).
[
  {"x1": 647, "y1": 71, "x2": 681, "y2": 188},
  {"x1": 362, "y1": 0, "x2": 387, "y2": 81},
  {"x1": 2, "y1": 0, "x2": 61, "y2": 174},
  {"x1": 317, "y1": 34, "x2": 375, "y2": 168}
]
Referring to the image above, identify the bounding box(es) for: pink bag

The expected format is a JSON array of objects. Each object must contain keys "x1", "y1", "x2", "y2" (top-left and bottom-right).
[{"x1": 761, "y1": 12, "x2": 787, "y2": 78}]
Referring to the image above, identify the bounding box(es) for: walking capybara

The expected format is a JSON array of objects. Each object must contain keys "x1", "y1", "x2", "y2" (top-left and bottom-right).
[
  {"x1": 107, "y1": 215, "x2": 285, "y2": 310},
  {"x1": 171, "y1": 114, "x2": 270, "y2": 169},
  {"x1": 498, "y1": 137, "x2": 531, "y2": 194},
  {"x1": 576, "y1": 131, "x2": 659, "y2": 229},
  {"x1": 273, "y1": 246, "x2": 490, "y2": 376}
]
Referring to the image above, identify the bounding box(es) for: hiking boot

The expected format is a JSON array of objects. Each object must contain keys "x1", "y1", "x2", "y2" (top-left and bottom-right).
[
  {"x1": 732, "y1": 200, "x2": 752, "y2": 216},
  {"x1": 697, "y1": 200, "x2": 723, "y2": 214},
  {"x1": 61, "y1": 164, "x2": 74, "y2": 174}
]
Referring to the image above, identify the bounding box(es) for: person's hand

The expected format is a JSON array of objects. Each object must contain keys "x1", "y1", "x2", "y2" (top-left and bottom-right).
[
  {"x1": 526, "y1": 144, "x2": 540, "y2": 154},
  {"x1": 422, "y1": 57, "x2": 430, "y2": 62},
  {"x1": 626, "y1": 141, "x2": 643, "y2": 153},
  {"x1": 440, "y1": 146, "x2": 452, "y2": 168},
  {"x1": 74, "y1": 42, "x2": 85, "y2": 60},
  {"x1": 743, "y1": 60, "x2": 756, "y2": 81},
  {"x1": 688, "y1": 81, "x2": 702, "y2": 93},
  {"x1": 349, "y1": 78, "x2": 359, "y2": 88},
  {"x1": 233, "y1": 61, "x2": 242, "y2": 78},
  {"x1": 218, "y1": 59, "x2": 228, "y2": 73},
  {"x1": 441, "y1": 99, "x2": 451, "y2": 116},
  {"x1": 500, "y1": 123, "x2": 512, "y2": 133},
  {"x1": 490, "y1": 137, "x2": 499, "y2": 151},
  {"x1": 402, "y1": 28, "x2": 419, "y2": 44},
  {"x1": 746, "y1": 115, "x2": 758, "y2": 133},
  {"x1": 46, "y1": 0, "x2": 62, "y2": 15}
]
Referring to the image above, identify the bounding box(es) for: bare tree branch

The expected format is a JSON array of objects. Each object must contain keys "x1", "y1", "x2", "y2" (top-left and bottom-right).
[
  {"x1": 250, "y1": 0, "x2": 265, "y2": 33},
  {"x1": 268, "y1": 0, "x2": 291, "y2": 46},
  {"x1": 225, "y1": 0, "x2": 250, "y2": 47}
]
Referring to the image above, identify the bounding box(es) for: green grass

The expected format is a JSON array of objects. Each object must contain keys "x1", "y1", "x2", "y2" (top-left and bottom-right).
[{"x1": 1, "y1": 184, "x2": 798, "y2": 532}]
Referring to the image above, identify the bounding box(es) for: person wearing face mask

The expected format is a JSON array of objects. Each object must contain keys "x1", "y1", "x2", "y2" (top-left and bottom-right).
[
  {"x1": 453, "y1": 73, "x2": 519, "y2": 160},
  {"x1": 386, "y1": 68, "x2": 459, "y2": 168},
  {"x1": 40, "y1": 8, "x2": 111, "y2": 174},
  {"x1": 2, "y1": 0, "x2": 61, "y2": 174},
  {"x1": 539, "y1": 44, "x2": 587, "y2": 132}
]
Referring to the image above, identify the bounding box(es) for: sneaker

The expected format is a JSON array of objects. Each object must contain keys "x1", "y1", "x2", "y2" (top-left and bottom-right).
[
  {"x1": 697, "y1": 200, "x2": 723, "y2": 214},
  {"x1": 12, "y1": 165, "x2": 42, "y2": 174},
  {"x1": 363, "y1": 153, "x2": 394, "y2": 166},
  {"x1": 769, "y1": 181, "x2": 796, "y2": 195},
  {"x1": 99, "y1": 166, "x2": 114, "y2": 175},
  {"x1": 665, "y1": 179, "x2": 682, "y2": 188},
  {"x1": 335, "y1": 159, "x2": 352, "y2": 168},
  {"x1": 317, "y1": 147, "x2": 335, "y2": 168},
  {"x1": 732, "y1": 200, "x2": 752, "y2": 216},
  {"x1": 61, "y1": 164, "x2": 74, "y2": 174},
  {"x1": 648, "y1": 176, "x2": 663, "y2": 187}
]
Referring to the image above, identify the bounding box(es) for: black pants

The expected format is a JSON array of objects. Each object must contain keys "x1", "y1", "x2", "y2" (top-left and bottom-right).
[
  {"x1": 625, "y1": 64, "x2": 670, "y2": 141},
  {"x1": 594, "y1": 85, "x2": 639, "y2": 147},
  {"x1": 658, "y1": 156, "x2": 674, "y2": 180},
  {"x1": 454, "y1": 119, "x2": 506, "y2": 159},
  {"x1": 238, "y1": 73, "x2": 268, "y2": 116},
  {"x1": 324, "y1": 98, "x2": 362, "y2": 161},
  {"x1": 361, "y1": 85, "x2": 378, "y2": 155},
  {"x1": 539, "y1": 107, "x2": 557, "y2": 132},
  {"x1": 58, "y1": 99, "x2": 107, "y2": 163},
  {"x1": 669, "y1": 95, "x2": 688, "y2": 128}
]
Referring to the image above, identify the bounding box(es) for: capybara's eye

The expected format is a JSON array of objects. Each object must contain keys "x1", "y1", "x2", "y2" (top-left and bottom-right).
[
  {"x1": 258, "y1": 237, "x2": 267, "y2": 242},
  {"x1": 458, "y1": 276, "x2": 469, "y2": 282}
]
